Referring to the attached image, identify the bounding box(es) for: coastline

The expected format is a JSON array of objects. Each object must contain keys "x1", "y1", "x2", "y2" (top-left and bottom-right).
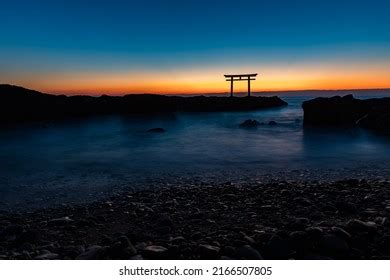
[{"x1": 1, "y1": 178, "x2": 390, "y2": 260}]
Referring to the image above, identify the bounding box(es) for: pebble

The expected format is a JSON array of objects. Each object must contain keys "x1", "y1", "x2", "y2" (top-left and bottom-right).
[
  {"x1": 198, "y1": 244, "x2": 220, "y2": 259},
  {"x1": 142, "y1": 245, "x2": 168, "y2": 259},
  {"x1": 235, "y1": 245, "x2": 263, "y2": 260}
]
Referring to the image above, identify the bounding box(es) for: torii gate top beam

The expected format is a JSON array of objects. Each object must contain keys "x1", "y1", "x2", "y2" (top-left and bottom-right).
[{"x1": 224, "y1": 73, "x2": 258, "y2": 97}]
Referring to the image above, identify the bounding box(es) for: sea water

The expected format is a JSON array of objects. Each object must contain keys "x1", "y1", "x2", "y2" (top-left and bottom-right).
[{"x1": 0, "y1": 96, "x2": 389, "y2": 210}]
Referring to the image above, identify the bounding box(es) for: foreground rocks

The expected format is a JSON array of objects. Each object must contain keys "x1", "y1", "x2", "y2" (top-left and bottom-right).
[
  {"x1": 302, "y1": 94, "x2": 390, "y2": 133},
  {"x1": 1, "y1": 179, "x2": 390, "y2": 260}
]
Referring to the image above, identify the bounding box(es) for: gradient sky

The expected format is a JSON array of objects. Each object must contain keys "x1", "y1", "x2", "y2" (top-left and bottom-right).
[{"x1": 1, "y1": 0, "x2": 390, "y2": 95}]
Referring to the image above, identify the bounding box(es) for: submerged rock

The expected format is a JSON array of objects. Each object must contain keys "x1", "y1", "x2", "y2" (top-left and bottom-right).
[
  {"x1": 148, "y1": 128, "x2": 166, "y2": 133},
  {"x1": 239, "y1": 119, "x2": 260, "y2": 128}
]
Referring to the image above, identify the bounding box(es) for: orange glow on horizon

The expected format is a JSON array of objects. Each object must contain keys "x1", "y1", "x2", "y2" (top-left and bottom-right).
[{"x1": 6, "y1": 61, "x2": 390, "y2": 95}]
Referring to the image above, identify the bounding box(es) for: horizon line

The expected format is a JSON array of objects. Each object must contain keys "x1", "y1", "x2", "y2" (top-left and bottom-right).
[{"x1": 2, "y1": 84, "x2": 390, "y2": 97}]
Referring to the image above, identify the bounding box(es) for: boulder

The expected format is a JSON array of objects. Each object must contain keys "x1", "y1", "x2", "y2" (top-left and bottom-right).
[
  {"x1": 302, "y1": 95, "x2": 390, "y2": 133},
  {"x1": 235, "y1": 245, "x2": 263, "y2": 260},
  {"x1": 239, "y1": 119, "x2": 261, "y2": 128},
  {"x1": 148, "y1": 128, "x2": 166, "y2": 133}
]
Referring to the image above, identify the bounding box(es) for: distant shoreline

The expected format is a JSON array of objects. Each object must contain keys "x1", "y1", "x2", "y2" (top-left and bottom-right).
[{"x1": 44, "y1": 88, "x2": 390, "y2": 98}]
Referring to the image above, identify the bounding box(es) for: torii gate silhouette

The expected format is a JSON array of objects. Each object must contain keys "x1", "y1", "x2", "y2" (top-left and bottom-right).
[{"x1": 224, "y1": 73, "x2": 258, "y2": 97}]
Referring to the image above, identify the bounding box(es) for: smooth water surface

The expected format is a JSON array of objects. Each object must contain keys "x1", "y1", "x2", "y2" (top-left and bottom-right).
[{"x1": 1, "y1": 96, "x2": 389, "y2": 210}]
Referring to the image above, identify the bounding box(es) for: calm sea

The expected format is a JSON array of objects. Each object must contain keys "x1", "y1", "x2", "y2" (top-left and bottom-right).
[{"x1": 1, "y1": 95, "x2": 389, "y2": 210}]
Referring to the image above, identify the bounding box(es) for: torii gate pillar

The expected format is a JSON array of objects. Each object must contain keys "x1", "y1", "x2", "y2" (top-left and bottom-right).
[{"x1": 224, "y1": 73, "x2": 258, "y2": 97}]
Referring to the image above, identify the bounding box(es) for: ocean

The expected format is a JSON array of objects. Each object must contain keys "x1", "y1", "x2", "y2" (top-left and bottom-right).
[{"x1": 1, "y1": 95, "x2": 389, "y2": 210}]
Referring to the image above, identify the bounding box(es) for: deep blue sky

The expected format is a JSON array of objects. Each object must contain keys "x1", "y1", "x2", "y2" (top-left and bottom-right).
[{"x1": 1, "y1": 0, "x2": 390, "y2": 94}]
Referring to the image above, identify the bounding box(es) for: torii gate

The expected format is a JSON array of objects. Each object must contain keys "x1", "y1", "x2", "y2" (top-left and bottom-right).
[{"x1": 224, "y1": 73, "x2": 258, "y2": 97}]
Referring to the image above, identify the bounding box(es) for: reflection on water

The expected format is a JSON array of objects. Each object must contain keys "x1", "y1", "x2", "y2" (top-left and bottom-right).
[{"x1": 0, "y1": 96, "x2": 389, "y2": 209}]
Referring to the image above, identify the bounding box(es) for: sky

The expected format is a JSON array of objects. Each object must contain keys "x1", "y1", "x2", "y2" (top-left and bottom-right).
[{"x1": 1, "y1": 0, "x2": 390, "y2": 95}]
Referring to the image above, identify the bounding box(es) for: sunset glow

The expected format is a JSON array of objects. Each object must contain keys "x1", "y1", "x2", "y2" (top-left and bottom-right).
[{"x1": 1, "y1": 0, "x2": 390, "y2": 95}]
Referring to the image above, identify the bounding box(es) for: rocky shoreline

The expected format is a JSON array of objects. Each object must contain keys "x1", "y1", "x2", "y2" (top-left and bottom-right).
[
  {"x1": 1, "y1": 179, "x2": 390, "y2": 260},
  {"x1": 0, "y1": 84, "x2": 287, "y2": 123}
]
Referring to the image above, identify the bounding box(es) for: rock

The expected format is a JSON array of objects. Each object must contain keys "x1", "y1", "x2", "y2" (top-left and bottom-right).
[
  {"x1": 346, "y1": 219, "x2": 377, "y2": 233},
  {"x1": 222, "y1": 246, "x2": 236, "y2": 257},
  {"x1": 335, "y1": 201, "x2": 357, "y2": 214},
  {"x1": 239, "y1": 119, "x2": 260, "y2": 128},
  {"x1": 0, "y1": 85, "x2": 288, "y2": 123},
  {"x1": 379, "y1": 235, "x2": 390, "y2": 253},
  {"x1": 155, "y1": 214, "x2": 174, "y2": 229},
  {"x1": 62, "y1": 246, "x2": 85, "y2": 259},
  {"x1": 148, "y1": 128, "x2": 166, "y2": 133},
  {"x1": 235, "y1": 245, "x2": 263, "y2": 260},
  {"x1": 142, "y1": 245, "x2": 168, "y2": 259},
  {"x1": 265, "y1": 235, "x2": 290, "y2": 259},
  {"x1": 108, "y1": 236, "x2": 137, "y2": 259},
  {"x1": 170, "y1": 236, "x2": 186, "y2": 244},
  {"x1": 76, "y1": 245, "x2": 106, "y2": 260},
  {"x1": 289, "y1": 231, "x2": 311, "y2": 251},
  {"x1": 1, "y1": 225, "x2": 24, "y2": 236},
  {"x1": 331, "y1": 227, "x2": 352, "y2": 239},
  {"x1": 198, "y1": 244, "x2": 220, "y2": 259},
  {"x1": 302, "y1": 94, "x2": 390, "y2": 133},
  {"x1": 268, "y1": 120, "x2": 277, "y2": 126},
  {"x1": 154, "y1": 226, "x2": 172, "y2": 235},
  {"x1": 305, "y1": 227, "x2": 324, "y2": 240},
  {"x1": 48, "y1": 217, "x2": 74, "y2": 226},
  {"x1": 319, "y1": 234, "x2": 349, "y2": 256},
  {"x1": 14, "y1": 230, "x2": 40, "y2": 246},
  {"x1": 34, "y1": 253, "x2": 59, "y2": 260}
]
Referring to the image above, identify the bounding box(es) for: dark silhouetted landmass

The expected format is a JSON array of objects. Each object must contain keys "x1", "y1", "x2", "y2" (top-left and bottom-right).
[
  {"x1": 303, "y1": 94, "x2": 390, "y2": 133},
  {"x1": 0, "y1": 84, "x2": 287, "y2": 123}
]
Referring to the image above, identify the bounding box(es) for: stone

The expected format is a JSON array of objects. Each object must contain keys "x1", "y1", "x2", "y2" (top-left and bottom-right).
[
  {"x1": 34, "y1": 253, "x2": 59, "y2": 260},
  {"x1": 346, "y1": 219, "x2": 377, "y2": 233},
  {"x1": 62, "y1": 246, "x2": 85, "y2": 259},
  {"x1": 1, "y1": 225, "x2": 24, "y2": 236},
  {"x1": 335, "y1": 201, "x2": 357, "y2": 214},
  {"x1": 266, "y1": 234, "x2": 290, "y2": 259},
  {"x1": 198, "y1": 244, "x2": 220, "y2": 259},
  {"x1": 239, "y1": 119, "x2": 260, "y2": 128},
  {"x1": 236, "y1": 245, "x2": 263, "y2": 260},
  {"x1": 319, "y1": 234, "x2": 349, "y2": 256},
  {"x1": 48, "y1": 217, "x2": 74, "y2": 226},
  {"x1": 76, "y1": 245, "x2": 106, "y2": 260},
  {"x1": 14, "y1": 230, "x2": 40, "y2": 246},
  {"x1": 148, "y1": 128, "x2": 166, "y2": 133},
  {"x1": 332, "y1": 226, "x2": 352, "y2": 239},
  {"x1": 142, "y1": 245, "x2": 168, "y2": 259}
]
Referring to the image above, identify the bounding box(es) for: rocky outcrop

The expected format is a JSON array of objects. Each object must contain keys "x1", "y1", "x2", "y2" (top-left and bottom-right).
[
  {"x1": 303, "y1": 95, "x2": 390, "y2": 133},
  {"x1": 0, "y1": 84, "x2": 287, "y2": 123}
]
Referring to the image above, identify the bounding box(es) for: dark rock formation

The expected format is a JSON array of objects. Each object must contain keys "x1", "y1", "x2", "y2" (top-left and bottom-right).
[
  {"x1": 148, "y1": 128, "x2": 166, "y2": 133},
  {"x1": 239, "y1": 119, "x2": 261, "y2": 128},
  {"x1": 0, "y1": 84, "x2": 287, "y2": 123},
  {"x1": 302, "y1": 94, "x2": 390, "y2": 133}
]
